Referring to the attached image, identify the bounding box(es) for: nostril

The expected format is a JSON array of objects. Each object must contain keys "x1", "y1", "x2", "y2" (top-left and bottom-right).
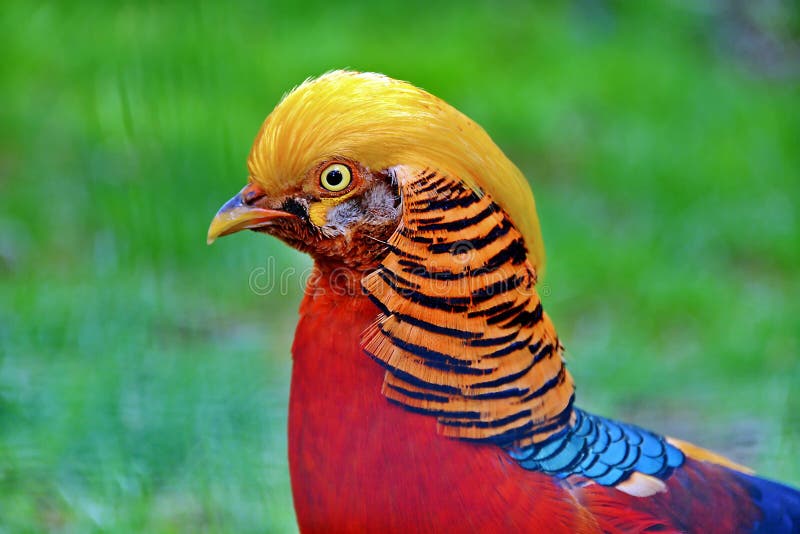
[{"x1": 242, "y1": 184, "x2": 267, "y2": 205}]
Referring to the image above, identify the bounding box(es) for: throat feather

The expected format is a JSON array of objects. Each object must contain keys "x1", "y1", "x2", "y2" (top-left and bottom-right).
[{"x1": 361, "y1": 168, "x2": 574, "y2": 448}]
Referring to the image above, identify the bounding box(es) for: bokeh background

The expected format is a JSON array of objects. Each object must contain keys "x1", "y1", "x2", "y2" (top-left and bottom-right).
[{"x1": 2, "y1": 1, "x2": 799, "y2": 531}]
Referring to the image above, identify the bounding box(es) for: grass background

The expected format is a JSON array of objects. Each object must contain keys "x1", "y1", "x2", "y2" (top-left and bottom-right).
[{"x1": 2, "y1": 1, "x2": 799, "y2": 532}]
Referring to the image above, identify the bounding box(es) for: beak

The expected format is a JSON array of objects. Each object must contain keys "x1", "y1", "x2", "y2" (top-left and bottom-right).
[{"x1": 207, "y1": 184, "x2": 295, "y2": 244}]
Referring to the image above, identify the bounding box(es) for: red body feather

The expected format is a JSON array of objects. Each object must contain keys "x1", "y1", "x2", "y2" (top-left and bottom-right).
[{"x1": 288, "y1": 268, "x2": 764, "y2": 533}]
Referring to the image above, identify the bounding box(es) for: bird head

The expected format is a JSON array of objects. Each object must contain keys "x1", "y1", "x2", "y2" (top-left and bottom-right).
[{"x1": 208, "y1": 70, "x2": 545, "y2": 273}]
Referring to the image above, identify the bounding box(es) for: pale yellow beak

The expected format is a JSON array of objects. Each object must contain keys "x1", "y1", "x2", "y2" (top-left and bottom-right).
[{"x1": 207, "y1": 184, "x2": 295, "y2": 244}]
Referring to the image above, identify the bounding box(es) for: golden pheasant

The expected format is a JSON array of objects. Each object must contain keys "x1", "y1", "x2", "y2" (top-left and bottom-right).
[{"x1": 207, "y1": 71, "x2": 799, "y2": 533}]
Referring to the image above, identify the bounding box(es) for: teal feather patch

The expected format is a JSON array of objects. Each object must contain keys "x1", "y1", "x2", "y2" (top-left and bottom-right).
[{"x1": 507, "y1": 409, "x2": 685, "y2": 487}]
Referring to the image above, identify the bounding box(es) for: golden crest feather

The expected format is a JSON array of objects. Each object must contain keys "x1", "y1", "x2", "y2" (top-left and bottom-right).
[{"x1": 247, "y1": 70, "x2": 546, "y2": 273}]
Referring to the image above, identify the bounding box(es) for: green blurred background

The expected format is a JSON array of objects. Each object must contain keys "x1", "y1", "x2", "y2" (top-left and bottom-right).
[{"x1": 2, "y1": 1, "x2": 799, "y2": 531}]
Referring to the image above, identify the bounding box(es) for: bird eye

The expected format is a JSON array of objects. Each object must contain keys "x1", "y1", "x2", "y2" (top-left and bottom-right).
[{"x1": 320, "y1": 163, "x2": 352, "y2": 192}]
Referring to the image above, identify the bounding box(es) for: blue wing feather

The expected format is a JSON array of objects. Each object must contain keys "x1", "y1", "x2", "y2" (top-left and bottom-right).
[{"x1": 506, "y1": 408, "x2": 685, "y2": 487}]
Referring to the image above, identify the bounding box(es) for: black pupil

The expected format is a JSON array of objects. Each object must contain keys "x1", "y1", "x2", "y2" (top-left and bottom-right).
[{"x1": 326, "y1": 169, "x2": 343, "y2": 187}]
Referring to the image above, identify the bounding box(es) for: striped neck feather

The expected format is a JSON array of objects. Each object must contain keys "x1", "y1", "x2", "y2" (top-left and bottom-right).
[{"x1": 361, "y1": 167, "x2": 574, "y2": 448}]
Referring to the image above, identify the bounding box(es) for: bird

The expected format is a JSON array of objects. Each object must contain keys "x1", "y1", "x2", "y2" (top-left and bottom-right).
[{"x1": 207, "y1": 70, "x2": 800, "y2": 533}]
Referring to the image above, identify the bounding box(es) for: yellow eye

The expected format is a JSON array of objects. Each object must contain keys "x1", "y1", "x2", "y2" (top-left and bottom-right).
[{"x1": 320, "y1": 163, "x2": 352, "y2": 192}]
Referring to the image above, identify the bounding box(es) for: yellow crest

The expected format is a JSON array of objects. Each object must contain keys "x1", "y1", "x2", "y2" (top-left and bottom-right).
[{"x1": 248, "y1": 70, "x2": 546, "y2": 273}]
